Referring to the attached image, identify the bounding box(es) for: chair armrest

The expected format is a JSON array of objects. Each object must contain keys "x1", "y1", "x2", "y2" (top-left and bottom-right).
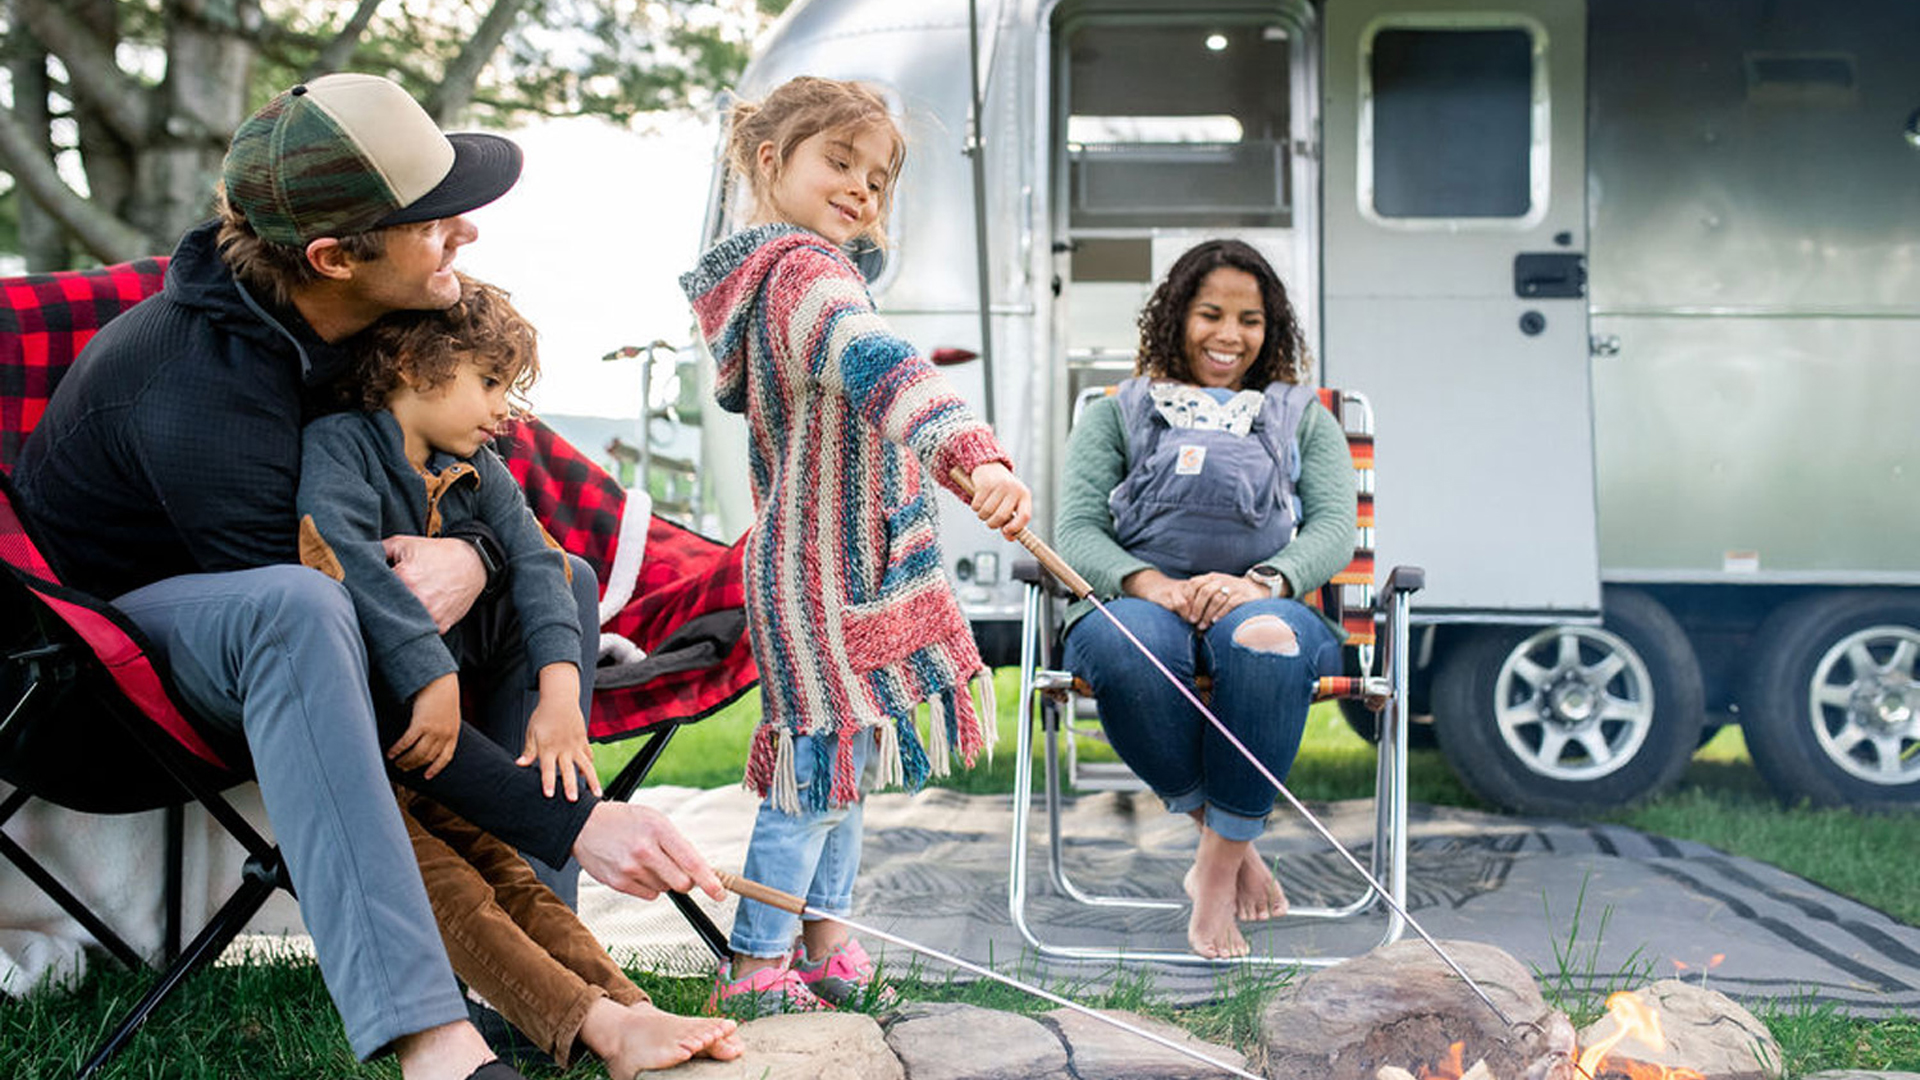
[
  {"x1": 1384, "y1": 565, "x2": 1425, "y2": 596},
  {"x1": 1012, "y1": 557, "x2": 1079, "y2": 599}
]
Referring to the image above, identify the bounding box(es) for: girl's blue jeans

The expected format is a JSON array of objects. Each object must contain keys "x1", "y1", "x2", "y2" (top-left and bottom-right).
[
  {"x1": 729, "y1": 729, "x2": 877, "y2": 958},
  {"x1": 1062, "y1": 596, "x2": 1340, "y2": 842}
]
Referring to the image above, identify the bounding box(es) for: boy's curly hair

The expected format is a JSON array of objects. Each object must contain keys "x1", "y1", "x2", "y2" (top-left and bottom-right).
[
  {"x1": 1134, "y1": 239, "x2": 1311, "y2": 390},
  {"x1": 347, "y1": 273, "x2": 540, "y2": 413}
]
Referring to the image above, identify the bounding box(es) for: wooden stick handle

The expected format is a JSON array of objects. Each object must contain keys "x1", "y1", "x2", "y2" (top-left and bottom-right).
[
  {"x1": 717, "y1": 870, "x2": 806, "y2": 915},
  {"x1": 948, "y1": 467, "x2": 1094, "y2": 599}
]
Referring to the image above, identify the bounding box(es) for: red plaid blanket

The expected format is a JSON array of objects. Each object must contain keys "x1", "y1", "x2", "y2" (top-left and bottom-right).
[{"x1": 1, "y1": 259, "x2": 756, "y2": 739}]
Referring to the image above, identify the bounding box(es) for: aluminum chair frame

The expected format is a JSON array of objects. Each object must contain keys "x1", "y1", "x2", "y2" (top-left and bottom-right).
[{"x1": 1006, "y1": 388, "x2": 1417, "y2": 967}]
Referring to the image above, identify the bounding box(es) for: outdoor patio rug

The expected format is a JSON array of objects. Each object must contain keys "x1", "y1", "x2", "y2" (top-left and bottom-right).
[{"x1": 580, "y1": 785, "x2": 1920, "y2": 1018}]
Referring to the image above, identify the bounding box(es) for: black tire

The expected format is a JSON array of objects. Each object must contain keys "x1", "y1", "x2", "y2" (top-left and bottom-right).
[
  {"x1": 1430, "y1": 587, "x2": 1706, "y2": 816},
  {"x1": 1740, "y1": 590, "x2": 1920, "y2": 807}
]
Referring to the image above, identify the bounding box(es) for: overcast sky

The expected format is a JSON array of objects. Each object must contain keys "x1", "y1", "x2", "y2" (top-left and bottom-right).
[{"x1": 460, "y1": 113, "x2": 721, "y2": 420}]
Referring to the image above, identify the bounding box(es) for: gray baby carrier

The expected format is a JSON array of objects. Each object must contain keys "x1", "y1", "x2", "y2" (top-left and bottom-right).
[{"x1": 1107, "y1": 376, "x2": 1314, "y2": 579}]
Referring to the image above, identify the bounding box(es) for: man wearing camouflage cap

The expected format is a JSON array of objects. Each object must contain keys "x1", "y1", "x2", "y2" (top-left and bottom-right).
[{"x1": 14, "y1": 74, "x2": 740, "y2": 1080}]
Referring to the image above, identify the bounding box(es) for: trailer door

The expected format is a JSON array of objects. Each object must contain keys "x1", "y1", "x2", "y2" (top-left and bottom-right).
[{"x1": 1321, "y1": 0, "x2": 1595, "y2": 619}]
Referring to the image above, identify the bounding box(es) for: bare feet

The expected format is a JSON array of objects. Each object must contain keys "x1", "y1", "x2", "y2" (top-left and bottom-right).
[
  {"x1": 1235, "y1": 846, "x2": 1288, "y2": 922},
  {"x1": 591, "y1": 1001, "x2": 743, "y2": 1080},
  {"x1": 1186, "y1": 814, "x2": 1289, "y2": 923},
  {"x1": 1182, "y1": 827, "x2": 1250, "y2": 958},
  {"x1": 392, "y1": 1020, "x2": 495, "y2": 1080}
]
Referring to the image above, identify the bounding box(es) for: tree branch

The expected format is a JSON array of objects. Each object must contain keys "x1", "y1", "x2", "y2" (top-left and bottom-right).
[
  {"x1": 304, "y1": 0, "x2": 382, "y2": 80},
  {"x1": 14, "y1": 0, "x2": 149, "y2": 143},
  {"x1": 0, "y1": 105, "x2": 151, "y2": 262},
  {"x1": 426, "y1": 0, "x2": 533, "y2": 122}
]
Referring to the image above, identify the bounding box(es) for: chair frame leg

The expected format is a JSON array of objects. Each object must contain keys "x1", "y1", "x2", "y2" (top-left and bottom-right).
[
  {"x1": 0, "y1": 788, "x2": 146, "y2": 971},
  {"x1": 1007, "y1": 579, "x2": 1416, "y2": 967},
  {"x1": 603, "y1": 724, "x2": 729, "y2": 962}
]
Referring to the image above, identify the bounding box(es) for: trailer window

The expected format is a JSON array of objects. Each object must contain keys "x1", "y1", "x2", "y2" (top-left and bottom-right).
[
  {"x1": 1062, "y1": 21, "x2": 1293, "y2": 228},
  {"x1": 1365, "y1": 26, "x2": 1536, "y2": 220}
]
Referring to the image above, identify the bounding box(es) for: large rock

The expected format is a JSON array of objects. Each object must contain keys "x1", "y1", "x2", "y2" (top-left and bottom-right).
[
  {"x1": 1258, "y1": 939, "x2": 1563, "y2": 1080},
  {"x1": 1575, "y1": 980, "x2": 1782, "y2": 1080},
  {"x1": 648, "y1": 1012, "x2": 903, "y2": 1080},
  {"x1": 884, "y1": 1001, "x2": 1071, "y2": 1080},
  {"x1": 1042, "y1": 1006, "x2": 1251, "y2": 1079}
]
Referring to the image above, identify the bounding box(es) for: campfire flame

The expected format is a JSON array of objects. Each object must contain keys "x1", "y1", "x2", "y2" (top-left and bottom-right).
[{"x1": 1399, "y1": 992, "x2": 1708, "y2": 1080}]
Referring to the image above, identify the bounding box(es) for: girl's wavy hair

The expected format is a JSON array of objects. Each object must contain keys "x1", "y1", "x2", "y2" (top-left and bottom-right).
[
  {"x1": 345, "y1": 272, "x2": 540, "y2": 414},
  {"x1": 724, "y1": 76, "x2": 905, "y2": 249},
  {"x1": 1134, "y1": 239, "x2": 1311, "y2": 389}
]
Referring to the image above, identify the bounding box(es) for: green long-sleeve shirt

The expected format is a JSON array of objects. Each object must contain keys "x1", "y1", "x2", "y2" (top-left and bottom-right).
[{"x1": 1054, "y1": 389, "x2": 1359, "y2": 632}]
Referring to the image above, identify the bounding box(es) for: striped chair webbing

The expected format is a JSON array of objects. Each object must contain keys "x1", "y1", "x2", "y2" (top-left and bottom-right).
[{"x1": 1307, "y1": 387, "x2": 1377, "y2": 651}]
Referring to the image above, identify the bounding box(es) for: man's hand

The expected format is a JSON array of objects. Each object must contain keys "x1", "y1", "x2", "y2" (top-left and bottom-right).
[
  {"x1": 389, "y1": 673, "x2": 461, "y2": 779},
  {"x1": 383, "y1": 534, "x2": 486, "y2": 632},
  {"x1": 967, "y1": 461, "x2": 1033, "y2": 538},
  {"x1": 520, "y1": 663, "x2": 600, "y2": 802},
  {"x1": 572, "y1": 802, "x2": 725, "y2": 902}
]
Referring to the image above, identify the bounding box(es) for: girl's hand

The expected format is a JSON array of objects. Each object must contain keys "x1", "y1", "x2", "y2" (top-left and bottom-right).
[
  {"x1": 389, "y1": 673, "x2": 461, "y2": 779},
  {"x1": 967, "y1": 462, "x2": 1032, "y2": 538},
  {"x1": 1123, "y1": 567, "x2": 1191, "y2": 618},
  {"x1": 519, "y1": 664, "x2": 601, "y2": 801},
  {"x1": 1187, "y1": 572, "x2": 1262, "y2": 631}
]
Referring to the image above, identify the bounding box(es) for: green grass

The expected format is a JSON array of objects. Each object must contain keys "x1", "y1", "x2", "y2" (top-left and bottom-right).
[{"x1": 10, "y1": 674, "x2": 1915, "y2": 1077}]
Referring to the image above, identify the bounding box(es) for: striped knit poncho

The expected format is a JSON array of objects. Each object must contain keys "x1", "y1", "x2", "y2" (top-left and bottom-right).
[{"x1": 681, "y1": 224, "x2": 1008, "y2": 811}]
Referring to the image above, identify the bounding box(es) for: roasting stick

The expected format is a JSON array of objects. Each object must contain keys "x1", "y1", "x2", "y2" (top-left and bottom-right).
[
  {"x1": 953, "y1": 469, "x2": 1519, "y2": 1030},
  {"x1": 717, "y1": 871, "x2": 1263, "y2": 1080}
]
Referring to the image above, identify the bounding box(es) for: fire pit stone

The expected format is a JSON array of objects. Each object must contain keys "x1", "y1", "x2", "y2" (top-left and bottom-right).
[
  {"x1": 1575, "y1": 979, "x2": 1782, "y2": 1080},
  {"x1": 1257, "y1": 939, "x2": 1564, "y2": 1080}
]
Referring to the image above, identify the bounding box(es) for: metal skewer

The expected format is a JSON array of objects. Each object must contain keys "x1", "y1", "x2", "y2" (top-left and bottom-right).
[
  {"x1": 953, "y1": 469, "x2": 1517, "y2": 1029},
  {"x1": 718, "y1": 871, "x2": 1261, "y2": 1079}
]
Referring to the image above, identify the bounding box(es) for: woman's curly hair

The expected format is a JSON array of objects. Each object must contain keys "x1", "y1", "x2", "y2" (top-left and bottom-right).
[
  {"x1": 347, "y1": 273, "x2": 540, "y2": 414},
  {"x1": 1134, "y1": 239, "x2": 1310, "y2": 390}
]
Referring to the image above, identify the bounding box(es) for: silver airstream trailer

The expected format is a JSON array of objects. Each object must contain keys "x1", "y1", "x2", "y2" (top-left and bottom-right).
[{"x1": 686, "y1": 0, "x2": 1920, "y2": 813}]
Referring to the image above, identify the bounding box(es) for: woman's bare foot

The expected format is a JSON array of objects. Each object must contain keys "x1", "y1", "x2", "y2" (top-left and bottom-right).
[
  {"x1": 585, "y1": 1000, "x2": 743, "y2": 1080},
  {"x1": 1182, "y1": 827, "x2": 1250, "y2": 958},
  {"x1": 1236, "y1": 846, "x2": 1288, "y2": 922},
  {"x1": 1186, "y1": 813, "x2": 1287, "y2": 922}
]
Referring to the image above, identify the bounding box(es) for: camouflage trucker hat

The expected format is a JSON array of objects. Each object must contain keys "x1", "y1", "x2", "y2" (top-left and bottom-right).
[{"x1": 222, "y1": 73, "x2": 522, "y2": 246}]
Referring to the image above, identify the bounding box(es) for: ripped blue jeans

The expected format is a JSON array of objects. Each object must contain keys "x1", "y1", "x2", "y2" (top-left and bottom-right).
[{"x1": 1062, "y1": 597, "x2": 1339, "y2": 841}]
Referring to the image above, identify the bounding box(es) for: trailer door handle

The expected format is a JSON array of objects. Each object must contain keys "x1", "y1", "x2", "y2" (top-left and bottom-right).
[{"x1": 1514, "y1": 252, "x2": 1586, "y2": 299}]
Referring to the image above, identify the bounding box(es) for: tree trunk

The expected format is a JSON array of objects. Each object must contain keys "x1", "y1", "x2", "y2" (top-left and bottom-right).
[
  {"x1": 133, "y1": 3, "x2": 258, "y2": 251},
  {"x1": 3, "y1": 4, "x2": 69, "y2": 270}
]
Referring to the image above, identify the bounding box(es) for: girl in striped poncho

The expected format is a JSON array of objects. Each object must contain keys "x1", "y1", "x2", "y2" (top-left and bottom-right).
[{"x1": 680, "y1": 77, "x2": 1031, "y2": 1016}]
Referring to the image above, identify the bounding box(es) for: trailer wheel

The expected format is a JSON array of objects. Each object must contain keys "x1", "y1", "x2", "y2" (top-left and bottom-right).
[
  {"x1": 1431, "y1": 588, "x2": 1705, "y2": 815},
  {"x1": 1740, "y1": 590, "x2": 1920, "y2": 807}
]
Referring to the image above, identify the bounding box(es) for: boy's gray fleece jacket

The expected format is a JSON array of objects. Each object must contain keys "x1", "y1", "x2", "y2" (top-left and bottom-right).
[{"x1": 297, "y1": 409, "x2": 582, "y2": 705}]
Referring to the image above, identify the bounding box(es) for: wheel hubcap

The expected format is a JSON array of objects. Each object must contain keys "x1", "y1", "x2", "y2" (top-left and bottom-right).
[
  {"x1": 1809, "y1": 626, "x2": 1920, "y2": 786},
  {"x1": 1494, "y1": 625, "x2": 1654, "y2": 781}
]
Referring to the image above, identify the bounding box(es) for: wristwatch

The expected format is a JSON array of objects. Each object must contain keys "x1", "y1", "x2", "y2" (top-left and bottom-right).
[
  {"x1": 458, "y1": 532, "x2": 508, "y2": 596},
  {"x1": 1245, "y1": 564, "x2": 1288, "y2": 599}
]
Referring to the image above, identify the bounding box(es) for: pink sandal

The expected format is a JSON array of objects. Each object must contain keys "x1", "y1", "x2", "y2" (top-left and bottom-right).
[
  {"x1": 791, "y1": 939, "x2": 898, "y2": 1008},
  {"x1": 709, "y1": 962, "x2": 831, "y2": 1018}
]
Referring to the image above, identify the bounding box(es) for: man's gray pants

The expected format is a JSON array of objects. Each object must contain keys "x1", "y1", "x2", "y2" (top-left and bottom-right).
[{"x1": 114, "y1": 564, "x2": 474, "y2": 1061}]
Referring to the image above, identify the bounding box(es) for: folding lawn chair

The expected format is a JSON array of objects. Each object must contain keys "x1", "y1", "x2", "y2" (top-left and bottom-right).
[
  {"x1": 1008, "y1": 385, "x2": 1423, "y2": 967},
  {"x1": 0, "y1": 260, "x2": 758, "y2": 1074}
]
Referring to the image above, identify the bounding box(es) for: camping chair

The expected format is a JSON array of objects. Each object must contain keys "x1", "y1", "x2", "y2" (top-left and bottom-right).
[
  {"x1": 0, "y1": 258, "x2": 292, "y2": 1077},
  {"x1": 0, "y1": 260, "x2": 756, "y2": 1074},
  {"x1": 1007, "y1": 386, "x2": 1422, "y2": 967}
]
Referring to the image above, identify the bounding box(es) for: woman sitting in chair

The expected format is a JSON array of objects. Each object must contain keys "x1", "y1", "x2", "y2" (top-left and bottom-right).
[{"x1": 1055, "y1": 238, "x2": 1358, "y2": 958}]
